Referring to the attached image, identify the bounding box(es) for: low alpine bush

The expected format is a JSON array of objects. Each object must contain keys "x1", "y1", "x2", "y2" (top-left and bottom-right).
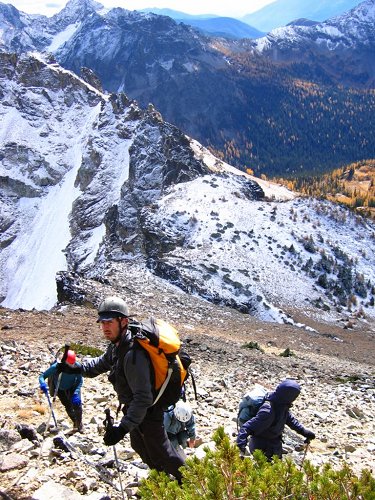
[
  {"x1": 63, "y1": 342, "x2": 104, "y2": 357},
  {"x1": 139, "y1": 427, "x2": 375, "y2": 499}
]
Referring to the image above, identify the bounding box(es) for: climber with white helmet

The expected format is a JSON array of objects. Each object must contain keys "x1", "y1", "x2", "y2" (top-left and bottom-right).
[
  {"x1": 39, "y1": 349, "x2": 83, "y2": 433},
  {"x1": 164, "y1": 401, "x2": 196, "y2": 451}
]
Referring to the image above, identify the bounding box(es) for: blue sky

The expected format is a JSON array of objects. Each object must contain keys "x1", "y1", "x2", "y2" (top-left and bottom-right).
[{"x1": 5, "y1": 0, "x2": 275, "y2": 18}]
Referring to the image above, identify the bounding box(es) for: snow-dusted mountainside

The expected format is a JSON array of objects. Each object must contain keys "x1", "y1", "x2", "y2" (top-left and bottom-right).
[
  {"x1": 0, "y1": 0, "x2": 98, "y2": 52},
  {"x1": 1, "y1": 0, "x2": 375, "y2": 177},
  {"x1": 1, "y1": 52, "x2": 374, "y2": 329},
  {"x1": 1, "y1": 0, "x2": 373, "y2": 74},
  {"x1": 0, "y1": 52, "x2": 209, "y2": 309},
  {"x1": 141, "y1": 161, "x2": 375, "y2": 324},
  {"x1": 242, "y1": 0, "x2": 361, "y2": 33},
  {"x1": 254, "y1": 0, "x2": 375, "y2": 57},
  {"x1": 249, "y1": 0, "x2": 375, "y2": 88},
  {"x1": 1, "y1": 0, "x2": 373, "y2": 84}
]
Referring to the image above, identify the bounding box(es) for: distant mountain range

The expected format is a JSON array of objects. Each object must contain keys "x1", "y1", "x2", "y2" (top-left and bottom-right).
[
  {"x1": 242, "y1": 0, "x2": 362, "y2": 32},
  {"x1": 140, "y1": 8, "x2": 265, "y2": 39},
  {"x1": 141, "y1": 1, "x2": 362, "y2": 35},
  {"x1": 0, "y1": 0, "x2": 374, "y2": 177},
  {"x1": 174, "y1": 16, "x2": 264, "y2": 40}
]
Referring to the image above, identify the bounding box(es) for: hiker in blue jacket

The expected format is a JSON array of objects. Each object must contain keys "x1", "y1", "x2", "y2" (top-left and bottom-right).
[
  {"x1": 39, "y1": 350, "x2": 83, "y2": 433},
  {"x1": 164, "y1": 401, "x2": 196, "y2": 450},
  {"x1": 237, "y1": 379, "x2": 315, "y2": 460}
]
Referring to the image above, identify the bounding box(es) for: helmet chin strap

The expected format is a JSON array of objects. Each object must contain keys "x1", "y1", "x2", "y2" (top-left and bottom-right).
[{"x1": 112, "y1": 317, "x2": 127, "y2": 344}]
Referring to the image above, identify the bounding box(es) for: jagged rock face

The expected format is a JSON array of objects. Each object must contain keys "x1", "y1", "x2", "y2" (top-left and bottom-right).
[
  {"x1": 49, "y1": 0, "x2": 102, "y2": 29},
  {"x1": 80, "y1": 66, "x2": 103, "y2": 92},
  {"x1": 117, "y1": 118, "x2": 209, "y2": 255},
  {"x1": 0, "y1": 51, "x2": 216, "y2": 309}
]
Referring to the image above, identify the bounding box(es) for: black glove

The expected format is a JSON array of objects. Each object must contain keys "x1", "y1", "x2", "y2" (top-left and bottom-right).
[
  {"x1": 56, "y1": 363, "x2": 82, "y2": 375},
  {"x1": 304, "y1": 430, "x2": 316, "y2": 443},
  {"x1": 104, "y1": 425, "x2": 127, "y2": 446}
]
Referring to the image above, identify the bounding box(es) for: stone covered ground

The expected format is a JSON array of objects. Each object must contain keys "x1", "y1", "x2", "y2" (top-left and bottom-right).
[{"x1": 0, "y1": 265, "x2": 374, "y2": 499}]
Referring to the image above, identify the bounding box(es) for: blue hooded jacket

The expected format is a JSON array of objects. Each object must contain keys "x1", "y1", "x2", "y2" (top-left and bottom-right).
[
  {"x1": 39, "y1": 362, "x2": 82, "y2": 395},
  {"x1": 237, "y1": 379, "x2": 309, "y2": 458}
]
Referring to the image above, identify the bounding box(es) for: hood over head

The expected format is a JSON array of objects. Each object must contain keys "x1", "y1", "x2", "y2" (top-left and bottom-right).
[{"x1": 268, "y1": 379, "x2": 301, "y2": 406}]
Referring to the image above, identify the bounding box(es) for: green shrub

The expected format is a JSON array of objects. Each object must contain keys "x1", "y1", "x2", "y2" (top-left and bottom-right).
[
  {"x1": 139, "y1": 428, "x2": 375, "y2": 499},
  {"x1": 62, "y1": 342, "x2": 104, "y2": 357},
  {"x1": 279, "y1": 347, "x2": 295, "y2": 357},
  {"x1": 242, "y1": 341, "x2": 264, "y2": 353},
  {"x1": 335, "y1": 374, "x2": 362, "y2": 384}
]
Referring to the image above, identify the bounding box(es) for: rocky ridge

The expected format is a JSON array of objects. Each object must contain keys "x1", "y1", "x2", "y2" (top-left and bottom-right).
[
  {"x1": 0, "y1": 51, "x2": 211, "y2": 310},
  {"x1": 0, "y1": 265, "x2": 374, "y2": 499}
]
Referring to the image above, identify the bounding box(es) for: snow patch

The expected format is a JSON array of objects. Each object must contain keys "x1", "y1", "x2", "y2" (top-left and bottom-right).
[
  {"x1": 189, "y1": 138, "x2": 296, "y2": 202},
  {"x1": 160, "y1": 59, "x2": 174, "y2": 70},
  {"x1": 48, "y1": 22, "x2": 80, "y2": 52},
  {"x1": 2, "y1": 167, "x2": 81, "y2": 310}
]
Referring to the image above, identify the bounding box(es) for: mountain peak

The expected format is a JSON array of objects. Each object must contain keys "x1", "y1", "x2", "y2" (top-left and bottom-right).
[
  {"x1": 52, "y1": 0, "x2": 103, "y2": 21},
  {"x1": 286, "y1": 18, "x2": 319, "y2": 27}
]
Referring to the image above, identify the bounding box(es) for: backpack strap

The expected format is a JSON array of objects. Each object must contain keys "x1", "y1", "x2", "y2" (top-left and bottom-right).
[
  {"x1": 130, "y1": 342, "x2": 155, "y2": 389},
  {"x1": 152, "y1": 367, "x2": 173, "y2": 406}
]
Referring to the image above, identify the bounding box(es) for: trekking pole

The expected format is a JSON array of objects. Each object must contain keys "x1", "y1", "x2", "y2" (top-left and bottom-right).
[
  {"x1": 44, "y1": 390, "x2": 58, "y2": 427},
  {"x1": 300, "y1": 440, "x2": 310, "y2": 469},
  {"x1": 104, "y1": 408, "x2": 125, "y2": 500},
  {"x1": 44, "y1": 344, "x2": 70, "y2": 436}
]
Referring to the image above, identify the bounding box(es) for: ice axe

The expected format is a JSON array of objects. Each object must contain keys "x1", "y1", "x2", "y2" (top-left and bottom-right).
[{"x1": 104, "y1": 408, "x2": 125, "y2": 500}]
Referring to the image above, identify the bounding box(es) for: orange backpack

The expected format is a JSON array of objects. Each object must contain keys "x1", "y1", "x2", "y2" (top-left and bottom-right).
[{"x1": 129, "y1": 317, "x2": 191, "y2": 408}]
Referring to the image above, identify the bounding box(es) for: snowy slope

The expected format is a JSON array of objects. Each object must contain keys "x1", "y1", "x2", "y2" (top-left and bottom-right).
[
  {"x1": 141, "y1": 146, "x2": 375, "y2": 324},
  {"x1": 254, "y1": 0, "x2": 375, "y2": 52},
  {"x1": 0, "y1": 52, "x2": 209, "y2": 310},
  {"x1": 0, "y1": 53, "x2": 139, "y2": 308}
]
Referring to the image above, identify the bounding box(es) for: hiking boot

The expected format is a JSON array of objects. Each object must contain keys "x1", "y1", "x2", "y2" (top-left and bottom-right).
[
  {"x1": 73, "y1": 420, "x2": 84, "y2": 433},
  {"x1": 76, "y1": 423, "x2": 84, "y2": 434},
  {"x1": 65, "y1": 421, "x2": 83, "y2": 436},
  {"x1": 66, "y1": 428, "x2": 78, "y2": 436}
]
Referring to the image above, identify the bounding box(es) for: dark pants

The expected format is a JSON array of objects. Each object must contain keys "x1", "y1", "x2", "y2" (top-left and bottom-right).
[
  {"x1": 249, "y1": 436, "x2": 282, "y2": 460},
  {"x1": 129, "y1": 405, "x2": 185, "y2": 482},
  {"x1": 58, "y1": 389, "x2": 82, "y2": 426},
  {"x1": 48, "y1": 379, "x2": 82, "y2": 426}
]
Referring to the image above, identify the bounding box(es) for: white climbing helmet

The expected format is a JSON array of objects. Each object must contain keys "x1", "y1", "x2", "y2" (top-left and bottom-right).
[{"x1": 174, "y1": 401, "x2": 192, "y2": 423}]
